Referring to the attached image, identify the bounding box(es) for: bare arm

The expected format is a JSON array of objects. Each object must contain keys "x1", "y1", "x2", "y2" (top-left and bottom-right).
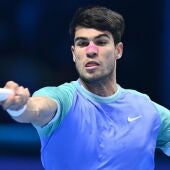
[{"x1": 0, "y1": 81, "x2": 57, "y2": 127}]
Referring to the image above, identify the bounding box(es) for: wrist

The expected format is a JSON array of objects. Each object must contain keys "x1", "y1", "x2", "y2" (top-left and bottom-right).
[{"x1": 6, "y1": 105, "x2": 27, "y2": 117}]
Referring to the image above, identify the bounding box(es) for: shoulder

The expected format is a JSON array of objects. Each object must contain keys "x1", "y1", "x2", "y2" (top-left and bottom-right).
[
  {"x1": 32, "y1": 80, "x2": 77, "y2": 97},
  {"x1": 119, "y1": 86, "x2": 151, "y2": 100}
]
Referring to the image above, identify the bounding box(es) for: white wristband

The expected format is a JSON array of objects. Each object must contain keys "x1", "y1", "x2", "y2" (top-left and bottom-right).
[{"x1": 6, "y1": 105, "x2": 27, "y2": 117}]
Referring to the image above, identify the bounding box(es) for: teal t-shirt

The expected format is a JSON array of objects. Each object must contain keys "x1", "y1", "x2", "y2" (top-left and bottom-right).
[{"x1": 33, "y1": 80, "x2": 170, "y2": 170}]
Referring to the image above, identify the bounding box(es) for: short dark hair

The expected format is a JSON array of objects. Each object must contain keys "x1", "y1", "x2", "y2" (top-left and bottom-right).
[{"x1": 69, "y1": 6, "x2": 125, "y2": 44}]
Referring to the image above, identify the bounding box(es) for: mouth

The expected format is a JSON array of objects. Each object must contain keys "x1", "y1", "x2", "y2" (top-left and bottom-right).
[{"x1": 85, "y1": 61, "x2": 100, "y2": 68}]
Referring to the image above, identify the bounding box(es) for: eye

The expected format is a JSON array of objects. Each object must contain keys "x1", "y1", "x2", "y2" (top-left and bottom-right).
[
  {"x1": 94, "y1": 39, "x2": 108, "y2": 46},
  {"x1": 75, "y1": 40, "x2": 89, "y2": 47}
]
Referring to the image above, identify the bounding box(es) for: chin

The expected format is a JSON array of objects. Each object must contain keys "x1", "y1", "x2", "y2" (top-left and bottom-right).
[{"x1": 80, "y1": 74, "x2": 104, "y2": 84}]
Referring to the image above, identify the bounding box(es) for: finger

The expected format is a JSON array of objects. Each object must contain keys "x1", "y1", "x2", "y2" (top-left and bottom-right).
[
  {"x1": 6, "y1": 96, "x2": 26, "y2": 110},
  {"x1": 24, "y1": 88, "x2": 30, "y2": 99},
  {"x1": 15, "y1": 86, "x2": 25, "y2": 95},
  {"x1": 4, "y1": 81, "x2": 19, "y2": 90},
  {"x1": 2, "y1": 95, "x2": 26, "y2": 110},
  {"x1": 1, "y1": 95, "x2": 16, "y2": 110},
  {"x1": 16, "y1": 87, "x2": 30, "y2": 101}
]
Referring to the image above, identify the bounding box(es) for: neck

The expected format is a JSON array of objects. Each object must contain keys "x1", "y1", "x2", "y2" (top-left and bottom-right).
[{"x1": 80, "y1": 77, "x2": 117, "y2": 97}]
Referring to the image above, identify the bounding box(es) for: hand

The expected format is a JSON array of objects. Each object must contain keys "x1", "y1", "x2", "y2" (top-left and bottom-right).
[{"x1": 0, "y1": 81, "x2": 30, "y2": 111}]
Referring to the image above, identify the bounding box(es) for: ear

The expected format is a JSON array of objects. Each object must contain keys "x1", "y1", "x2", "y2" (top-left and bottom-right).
[
  {"x1": 71, "y1": 45, "x2": 76, "y2": 62},
  {"x1": 115, "y1": 42, "x2": 123, "y2": 59}
]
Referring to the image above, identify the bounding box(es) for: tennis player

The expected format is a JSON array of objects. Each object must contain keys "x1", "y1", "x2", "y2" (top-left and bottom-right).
[{"x1": 1, "y1": 6, "x2": 170, "y2": 170}]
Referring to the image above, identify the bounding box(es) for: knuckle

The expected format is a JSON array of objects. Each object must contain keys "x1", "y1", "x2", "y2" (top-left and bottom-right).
[{"x1": 5, "y1": 81, "x2": 19, "y2": 89}]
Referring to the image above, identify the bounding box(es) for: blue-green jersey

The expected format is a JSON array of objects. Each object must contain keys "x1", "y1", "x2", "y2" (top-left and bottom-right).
[{"x1": 33, "y1": 79, "x2": 170, "y2": 170}]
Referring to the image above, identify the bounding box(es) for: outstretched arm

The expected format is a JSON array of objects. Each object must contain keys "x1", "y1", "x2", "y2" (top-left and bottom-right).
[{"x1": 0, "y1": 81, "x2": 57, "y2": 127}]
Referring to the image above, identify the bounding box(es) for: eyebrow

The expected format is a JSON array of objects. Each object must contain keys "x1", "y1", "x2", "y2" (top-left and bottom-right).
[{"x1": 74, "y1": 33, "x2": 111, "y2": 43}]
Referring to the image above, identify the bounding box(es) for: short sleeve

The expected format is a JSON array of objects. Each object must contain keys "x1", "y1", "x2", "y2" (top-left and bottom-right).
[{"x1": 32, "y1": 82, "x2": 76, "y2": 137}]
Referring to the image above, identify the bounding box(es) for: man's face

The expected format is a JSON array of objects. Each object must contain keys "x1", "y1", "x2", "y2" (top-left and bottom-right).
[{"x1": 71, "y1": 27, "x2": 123, "y2": 83}]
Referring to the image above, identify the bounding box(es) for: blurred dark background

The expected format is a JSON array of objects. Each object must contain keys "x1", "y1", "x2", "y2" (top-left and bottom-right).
[{"x1": 0, "y1": 0, "x2": 170, "y2": 169}]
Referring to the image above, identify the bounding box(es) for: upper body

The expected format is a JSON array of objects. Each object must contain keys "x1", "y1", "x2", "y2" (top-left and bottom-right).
[
  {"x1": 32, "y1": 79, "x2": 170, "y2": 170},
  {"x1": 0, "y1": 6, "x2": 170, "y2": 170}
]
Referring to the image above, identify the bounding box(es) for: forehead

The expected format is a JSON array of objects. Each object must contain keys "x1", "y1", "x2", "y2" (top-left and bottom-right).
[{"x1": 74, "y1": 27, "x2": 113, "y2": 40}]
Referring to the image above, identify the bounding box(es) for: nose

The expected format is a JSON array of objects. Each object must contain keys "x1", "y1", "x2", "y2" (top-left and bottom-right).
[{"x1": 85, "y1": 44, "x2": 99, "y2": 58}]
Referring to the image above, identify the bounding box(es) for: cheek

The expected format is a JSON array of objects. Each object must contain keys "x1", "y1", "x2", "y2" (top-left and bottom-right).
[
  {"x1": 74, "y1": 50, "x2": 85, "y2": 63},
  {"x1": 73, "y1": 56, "x2": 83, "y2": 70},
  {"x1": 102, "y1": 49, "x2": 115, "y2": 61}
]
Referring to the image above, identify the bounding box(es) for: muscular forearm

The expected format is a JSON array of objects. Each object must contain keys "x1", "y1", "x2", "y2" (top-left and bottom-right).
[{"x1": 13, "y1": 96, "x2": 58, "y2": 127}]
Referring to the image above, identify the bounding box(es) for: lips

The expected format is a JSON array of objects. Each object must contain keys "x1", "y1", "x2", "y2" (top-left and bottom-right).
[{"x1": 85, "y1": 61, "x2": 99, "y2": 67}]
